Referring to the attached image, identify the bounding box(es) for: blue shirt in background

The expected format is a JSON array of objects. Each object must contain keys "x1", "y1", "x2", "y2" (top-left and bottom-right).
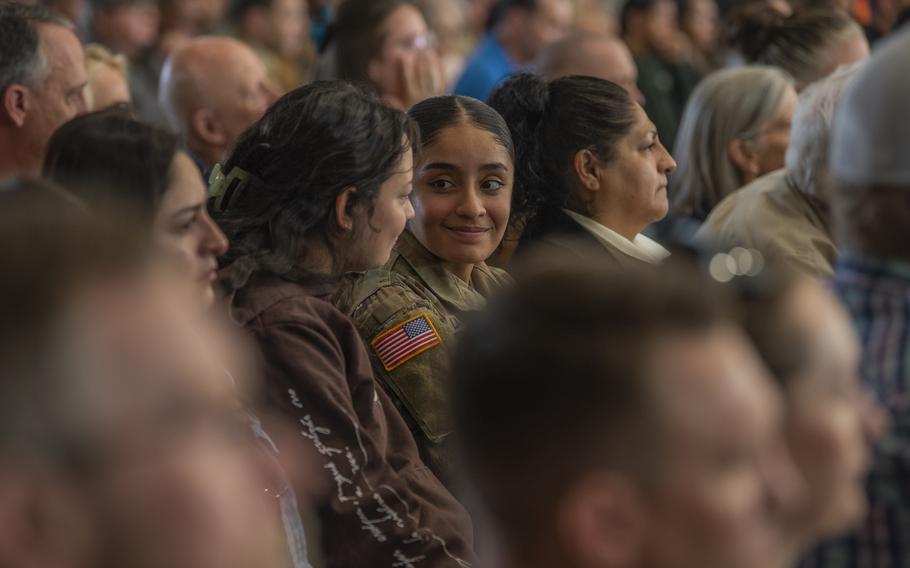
[{"x1": 453, "y1": 34, "x2": 518, "y2": 102}]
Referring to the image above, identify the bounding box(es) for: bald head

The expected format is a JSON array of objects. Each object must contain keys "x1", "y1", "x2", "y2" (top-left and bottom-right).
[
  {"x1": 538, "y1": 33, "x2": 643, "y2": 103},
  {"x1": 159, "y1": 36, "x2": 276, "y2": 169}
]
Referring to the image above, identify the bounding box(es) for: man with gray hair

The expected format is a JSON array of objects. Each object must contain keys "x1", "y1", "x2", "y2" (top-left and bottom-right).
[
  {"x1": 696, "y1": 63, "x2": 862, "y2": 277},
  {"x1": 159, "y1": 36, "x2": 277, "y2": 180},
  {"x1": 0, "y1": 3, "x2": 87, "y2": 179},
  {"x1": 805, "y1": 27, "x2": 910, "y2": 567}
]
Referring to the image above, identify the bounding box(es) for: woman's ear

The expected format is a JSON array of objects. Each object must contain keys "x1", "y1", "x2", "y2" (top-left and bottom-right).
[
  {"x1": 728, "y1": 139, "x2": 760, "y2": 181},
  {"x1": 334, "y1": 186, "x2": 357, "y2": 232},
  {"x1": 573, "y1": 149, "x2": 603, "y2": 194}
]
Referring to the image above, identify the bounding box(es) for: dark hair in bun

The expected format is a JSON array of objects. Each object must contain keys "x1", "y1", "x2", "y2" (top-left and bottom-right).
[{"x1": 488, "y1": 73, "x2": 636, "y2": 228}]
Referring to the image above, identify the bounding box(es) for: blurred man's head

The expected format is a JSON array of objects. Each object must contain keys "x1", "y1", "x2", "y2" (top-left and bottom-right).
[
  {"x1": 494, "y1": 0, "x2": 575, "y2": 64},
  {"x1": 620, "y1": 0, "x2": 678, "y2": 56},
  {"x1": 831, "y1": 30, "x2": 910, "y2": 262},
  {"x1": 454, "y1": 257, "x2": 802, "y2": 568},
  {"x1": 231, "y1": 0, "x2": 310, "y2": 59},
  {"x1": 537, "y1": 33, "x2": 644, "y2": 103},
  {"x1": 0, "y1": 177, "x2": 287, "y2": 568},
  {"x1": 159, "y1": 36, "x2": 277, "y2": 170},
  {"x1": 89, "y1": 0, "x2": 159, "y2": 60},
  {"x1": 0, "y1": 4, "x2": 87, "y2": 179}
]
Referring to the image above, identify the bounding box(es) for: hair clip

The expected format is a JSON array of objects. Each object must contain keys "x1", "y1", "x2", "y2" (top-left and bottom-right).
[{"x1": 207, "y1": 163, "x2": 257, "y2": 214}]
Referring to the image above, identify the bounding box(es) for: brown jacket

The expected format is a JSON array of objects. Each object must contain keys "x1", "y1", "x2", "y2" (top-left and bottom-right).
[
  {"x1": 697, "y1": 170, "x2": 837, "y2": 277},
  {"x1": 334, "y1": 231, "x2": 512, "y2": 484},
  {"x1": 230, "y1": 272, "x2": 474, "y2": 568}
]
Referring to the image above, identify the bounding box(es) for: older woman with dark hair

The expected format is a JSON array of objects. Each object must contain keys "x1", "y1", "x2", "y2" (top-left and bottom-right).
[
  {"x1": 489, "y1": 72, "x2": 676, "y2": 268},
  {"x1": 212, "y1": 80, "x2": 474, "y2": 568}
]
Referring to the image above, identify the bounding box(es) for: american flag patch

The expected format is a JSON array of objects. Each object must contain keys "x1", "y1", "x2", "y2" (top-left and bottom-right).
[{"x1": 371, "y1": 313, "x2": 442, "y2": 371}]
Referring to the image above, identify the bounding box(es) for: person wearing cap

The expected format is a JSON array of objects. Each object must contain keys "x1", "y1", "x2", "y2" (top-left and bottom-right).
[
  {"x1": 697, "y1": 63, "x2": 861, "y2": 278},
  {"x1": 0, "y1": 4, "x2": 87, "y2": 179},
  {"x1": 803, "y1": 28, "x2": 910, "y2": 565}
]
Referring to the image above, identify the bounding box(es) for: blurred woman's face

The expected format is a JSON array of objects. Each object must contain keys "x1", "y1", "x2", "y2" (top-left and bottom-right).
[
  {"x1": 152, "y1": 152, "x2": 229, "y2": 308},
  {"x1": 368, "y1": 4, "x2": 434, "y2": 102},
  {"x1": 780, "y1": 279, "x2": 885, "y2": 545},
  {"x1": 590, "y1": 104, "x2": 676, "y2": 239},
  {"x1": 409, "y1": 123, "x2": 513, "y2": 276}
]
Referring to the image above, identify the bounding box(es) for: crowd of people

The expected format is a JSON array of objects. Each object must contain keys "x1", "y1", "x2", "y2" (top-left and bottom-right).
[{"x1": 1, "y1": 0, "x2": 910, "y2": 567}]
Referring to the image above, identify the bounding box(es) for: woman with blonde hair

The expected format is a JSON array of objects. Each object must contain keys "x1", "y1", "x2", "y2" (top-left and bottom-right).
[
  {"x1": 669, "y1": 65, "x2": 796, "y2": 222},
  {"x1": 83, "y1": 43, "x2": 131, "y2": 110}
]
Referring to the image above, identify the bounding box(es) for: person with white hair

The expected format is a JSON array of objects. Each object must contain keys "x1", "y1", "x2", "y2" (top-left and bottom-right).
[
  {"x1": 696, "y1": 63, "x2": 861, "y2": 277},
  {"x1": 669, "y1": 65, "x2": 797, "y2": 223}
]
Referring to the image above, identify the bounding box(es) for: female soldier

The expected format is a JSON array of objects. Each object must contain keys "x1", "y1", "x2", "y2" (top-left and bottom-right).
[
  {"x1": 211, "y1": 81, "x2": 474, "y2": 568},
  {"x1": 335, "y1": 95, "x2": 513, "y2": 483},
  {"x1": 489, "y1": 73, "x2": 676, "y2": 268}
]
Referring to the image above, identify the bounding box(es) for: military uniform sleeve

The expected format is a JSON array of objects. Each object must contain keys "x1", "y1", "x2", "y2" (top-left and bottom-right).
[
  {"x1": 250, "y1": 303, "x2": 473, "y2": 568},
  {"x1": 348, "y1": 284, "x2": 458, "y2": 483}
]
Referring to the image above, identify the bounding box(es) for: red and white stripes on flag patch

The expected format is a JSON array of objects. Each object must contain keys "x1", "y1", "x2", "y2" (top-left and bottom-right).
[{"x1": 371, "y1": 313, "x2": 442, "y2": 371}]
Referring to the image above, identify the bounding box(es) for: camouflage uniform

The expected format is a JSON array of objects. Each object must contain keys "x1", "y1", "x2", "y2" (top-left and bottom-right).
[{"x1": 334, "y1": 230, "x2": 512, "y2": 484}]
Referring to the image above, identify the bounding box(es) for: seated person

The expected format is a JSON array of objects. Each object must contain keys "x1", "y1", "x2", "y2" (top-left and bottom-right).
[
  {"x1": 212, "y1": 81, "x2": 474, "y2": 567},
  {"x1": 489, "y1": 73, "x2": 676, "y2": 268},
  {"x1": 452, "y1": 257, "x2": 803, "y2": 568},
  {"x1": 670, "y1": 66, "x2": 796, "y2": 224},
  {"x1": 335, "y1": 95, "x2": 513, "y2": 484}
]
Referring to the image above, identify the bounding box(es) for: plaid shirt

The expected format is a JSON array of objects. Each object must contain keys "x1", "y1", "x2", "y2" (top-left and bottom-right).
[{"x1": 802, "y1": 254, "x2": 910, "y2": 567}]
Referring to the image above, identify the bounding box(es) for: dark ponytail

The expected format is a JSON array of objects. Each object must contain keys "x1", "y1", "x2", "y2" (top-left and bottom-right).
[{"x1": 488, "y1": 73, "x2": 637, "y2": 230}]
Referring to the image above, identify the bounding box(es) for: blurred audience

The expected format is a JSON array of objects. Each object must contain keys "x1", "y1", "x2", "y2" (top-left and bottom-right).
[
  {"x1": 326, "y1": 0, "x2": 443, "y2": 110},
  {"x1": 0, "y1": 177, "x2": 291, "y2": 568},
  {"x1": 83, "y1": 43, "x2": 130, "y2": 110},
  {"x1": 88, "y1": 0, "x2": 164, "y2": 122},
  {"x1": 453, "y1": 258, "x2": 802, "y2": 568},
  {"x1": 728, "y1": 6, "x2": 868, "y2": 90},
  {"x1": 212, "y1": 81, "x2": 474, "y2": 567},
  {"x1": 670, "y1": 66, "x2": 796, "y2": 223},
  {"x1": 698, "y1": 64, "x2": 859, "y2": 276},
  {"x1": 537, "y1": 32, "x2": 644, "y2": 103},
  {"x1": 335, "y1": 96, "x2": 513, "y2": 485},
  {"x1": 231, "y1": 0, "x2": 314, "y2": 93},
  {"x1": 489, "y1": 73, "x2": 675, "y2": 268},
  {"x1": 677, "y1": 0, "x2": 722, "y2": 71},
  {"x1": 159, "y1": 36, "x2": 278, "y2": 179},
  {"x1": 454, "y1": 0, "x2": 574, "y2": 101},
  {"x1": 573, "y1": 0, "x2": 619, "y2": 35},
  {"x1": 416, "y1": 0, "x2": 471, "y2": 90},
  {"x1": 0, "y1": 3, "x2": 86, "y2": 179},
  {"x1": 813, "y1": 27, "x2": 910, "y2": 566},
  {"x1": 731, "y1": 259, "x2": 885, "y2": 560},
  {"x1": 42, "y1": 107, "x2": 321, "y2": 567}
]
